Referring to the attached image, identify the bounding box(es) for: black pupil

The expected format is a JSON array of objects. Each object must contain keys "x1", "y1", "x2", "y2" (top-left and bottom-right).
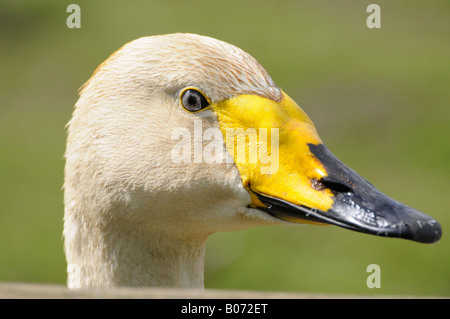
[{"x1": 182, "y1": 89, "x2": 208, "y2": 111}]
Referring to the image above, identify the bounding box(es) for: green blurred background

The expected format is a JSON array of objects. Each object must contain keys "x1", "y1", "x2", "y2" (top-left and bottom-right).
[{"x1": 0, "y1": 0, "x2": 448, "y2": 296}]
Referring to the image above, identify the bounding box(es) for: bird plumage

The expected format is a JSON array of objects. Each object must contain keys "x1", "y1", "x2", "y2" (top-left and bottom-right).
[
  {"x1": 64, "y1": 33, "x2": 282, "y2": 288},
  {"x1": 64, "y1": 33, "x2": 441, "y2": 289}
]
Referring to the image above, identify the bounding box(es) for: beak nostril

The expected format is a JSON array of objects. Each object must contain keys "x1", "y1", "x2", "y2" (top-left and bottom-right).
[
  {"x1": 311, "y1": 177, "x2": 326, "y2": 191},
  {"x1": 314, "y1": 177, "x2": 354, "y2": 194}
]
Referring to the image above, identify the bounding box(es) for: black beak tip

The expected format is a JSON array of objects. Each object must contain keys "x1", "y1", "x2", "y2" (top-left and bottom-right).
[
  {"x1": 331, "y1": 196, "x2": 443, "y2": 244},
  {"x1": 307, "y1": 143, "x2": 443, "y2": 244},
  {"x1": 367, "y1": 201, "x2": 442, "y2": 244},
  {"x1": 397, "y1": 214, "x2": 442, "y2": 244}
]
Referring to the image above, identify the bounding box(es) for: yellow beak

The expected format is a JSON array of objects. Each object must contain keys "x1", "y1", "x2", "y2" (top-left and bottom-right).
[
  {"x1": 210, "y1": 92, "x2": 442, "y2": 243},
  {"x1": 211, "y1": 92, "x2": 333, "y2": 223}
]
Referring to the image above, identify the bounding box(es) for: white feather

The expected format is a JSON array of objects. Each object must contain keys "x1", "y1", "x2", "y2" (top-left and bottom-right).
[{"x1": 64, "y1": 33, "x2": 281, "y2": 288}]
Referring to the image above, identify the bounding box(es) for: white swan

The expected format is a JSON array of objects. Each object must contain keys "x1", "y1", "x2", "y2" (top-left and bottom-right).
[{"x1": 64, "y1": 33, "x2": 441, "y2": 289}]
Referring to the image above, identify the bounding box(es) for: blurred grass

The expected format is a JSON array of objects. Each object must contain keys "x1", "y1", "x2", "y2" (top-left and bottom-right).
[{"x1": 0, "y1": 0, "x2": 448, "y2": 296}]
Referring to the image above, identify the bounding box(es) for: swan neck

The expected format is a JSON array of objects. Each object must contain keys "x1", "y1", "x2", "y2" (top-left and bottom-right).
[{"x1": 65, "y1": 222, "x2": 209, "y2": 288}]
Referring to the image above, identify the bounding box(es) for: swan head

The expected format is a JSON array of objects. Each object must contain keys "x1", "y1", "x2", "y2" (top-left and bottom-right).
[{"x1": 64, "y1": 33, "x2": 441, "y2": 288}]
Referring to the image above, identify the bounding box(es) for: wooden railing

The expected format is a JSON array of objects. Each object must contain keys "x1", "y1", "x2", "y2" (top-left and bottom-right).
[{"x1": 0, "y1": 282, "x2": 416, "y2": 299}]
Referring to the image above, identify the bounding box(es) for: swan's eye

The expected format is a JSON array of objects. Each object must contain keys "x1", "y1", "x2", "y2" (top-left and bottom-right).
[{"x1": 181, "y1": 89, "x2": 209, "y2": 112}]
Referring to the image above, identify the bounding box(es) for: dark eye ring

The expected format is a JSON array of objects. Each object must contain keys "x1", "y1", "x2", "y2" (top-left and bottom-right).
[{"x1": 180, "y1": 88, "x2": 210, "y2": 112}]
